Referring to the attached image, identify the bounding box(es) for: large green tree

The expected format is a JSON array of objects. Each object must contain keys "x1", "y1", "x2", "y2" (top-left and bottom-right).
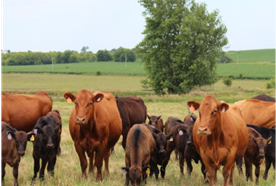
[
  {"x1": 113, "y1": 47, "x2": 136, "y2": 62},
  {"x1": 137, "y1": 0, "x2": 228, "y2": 94}
]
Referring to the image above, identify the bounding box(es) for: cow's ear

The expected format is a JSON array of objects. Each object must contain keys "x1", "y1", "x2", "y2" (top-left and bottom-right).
[
  {"x1": 6, "y1": 131, "x2": 15, "y2": 140},
  {"x1": 55, "y1": 125, "x2": 61, "y2": 134},
  {"x1": 27, "y1": 132, "x2": 35, "y2": 142},
  {"x1": 147, "y1": 115, "x2": 150, "y2": 120},
  {"x1": 267, "y1": 136, "x2": 272, "y2": 145},
  {"x1": 187, "y1": 101, "x2": 200, "y2": 112},
  {"x1": 219, "y1": 103, "x2": 229, "y2": 113},
  {"x1": 122, "y1": 167, "x2": 129, "y2": 175},
  {"x1": 93, "y1": 93, "x2": 104, "y2": 103},
  {"x1": 166, "y1": 134, "x2": 173, "y2": 141},
  {"x1": 142, "y1": 165, "x2": 149, "y2": 173},
  {"x1": 64, "y1": 92, "x2": 75, "y2": 103},
  {"x1": 34, "y1": 127, "x2": 44, "y2": 134},
  {"x1": 157, "y1": 115, "x2": 162, "y2": 120}
]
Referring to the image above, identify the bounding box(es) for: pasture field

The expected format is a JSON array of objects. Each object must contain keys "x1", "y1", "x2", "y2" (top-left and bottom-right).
[
  {"x1": 1, "y1": 73, "x2": 275, "y2": 186},
  {"x1": 2, "y1": 60, "x2": 275, "y2": 79},
  {"x1": 225, "y1": 49, "x2": 275, "y2": 63}
]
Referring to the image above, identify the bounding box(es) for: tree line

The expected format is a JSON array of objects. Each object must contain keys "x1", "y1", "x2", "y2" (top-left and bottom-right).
[{"x1": 1, "y1": 47, "x2": 137, "y2": 66}]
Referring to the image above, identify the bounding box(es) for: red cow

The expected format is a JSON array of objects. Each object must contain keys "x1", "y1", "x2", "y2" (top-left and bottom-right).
[
  {"x1": 147, "y1": 115, "x2": 164, "y2": 132},
  {"x1": 2, "y1": 92, "x2": 52, "y2": 132},
  {"x1": 187, "y1": 95, "x2": 248, "y2": 186},
  {"x1": 64, "y1": 89, "x2": 122, "y2": 181}
]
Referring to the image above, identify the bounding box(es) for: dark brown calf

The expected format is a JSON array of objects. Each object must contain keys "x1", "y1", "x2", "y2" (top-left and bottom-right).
[
  {"x1": 147, "y1": 115, "x2": 164, "y2": 132},
  {"x1": 122, "y1": 124, "x2": 155, "y2": 186},
  {"x1": 2, "y1": 122, "x2": 28, "y2": 186},
  {"x1": 243, "y1": 128, "x2": 272, "y2": 184}
]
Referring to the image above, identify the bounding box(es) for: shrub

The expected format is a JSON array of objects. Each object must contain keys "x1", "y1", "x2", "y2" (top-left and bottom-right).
[
  {"x1": 239, "y1": 73, "x2": 243, "y2": 79},
  {"x1": 223, "y1": 78, "x2": 232, "y2": 86},
  {"x1": 96, "y1": 70, "x2": 101, "y2": 76},
  {"x1": 228, "y1": 75, "x2": 235, "y2": 79},
  {"x1": 266, "y1": 77, "x2": 275, "y2": 89}
]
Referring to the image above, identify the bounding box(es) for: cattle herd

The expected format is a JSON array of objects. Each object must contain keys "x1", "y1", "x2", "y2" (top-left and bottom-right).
[{"x1": 1, "y1": 90, "x2": 275, "y2": 186}]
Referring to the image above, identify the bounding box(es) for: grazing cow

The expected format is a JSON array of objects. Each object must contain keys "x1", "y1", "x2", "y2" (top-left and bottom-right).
[
  {"x1": 187, "y1": 95, "x2": 248, "y2": 186},
  {"x1": 142, "y1": 124, "x2": 173, "y2": 180},
  {"x1": 246, "y1": 124, "x2": 275, "y2": 180},
  {"x1": 2, "y1": 122, "x2": 28, "y2": 186},
  {"x1": 2, "y1": 92, "x2": 52, "y2": 132},
  {"x1": 233, "y1": 99, "x2": 275, "y2": 128},
  {"x1": 27, "y1": 114, "x2": 62, "y2": 180},
  {"x1": 122, "y1": 124, "x2": 155, "y2": 186},
  {"x1": 251, "y1": 94, "x2": 275, "y2": 102},
  {"x1": 116, "y1": 95, "x2": 147, "y2": 150},
  {"x1": 64, "y1": 89, "x2": 122, "y2": 180},
  {"x1": 147, "y1": 115, "x2": 164, "y2": 132},
  {"x1": 237, "y1": 128, "x2": 272, "y2": 184}
]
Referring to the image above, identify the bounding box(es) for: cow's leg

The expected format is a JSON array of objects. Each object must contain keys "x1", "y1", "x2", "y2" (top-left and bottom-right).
[
  {"x1": 185, "y1": 157, "x2": 193, "y2": 175},
  {"x1": 174, "y1": 149, "x2": 179, "y2": 160},
  {"x1": 88, "y1": 151, "x2": 95, "y2": 174},
  {"x1": 94, "y1": 147, "x2": 106, "y2": 181},
  {"x1": 2, "y1": 162, "x2": 6, "y2": 182},
  {"x1": 244, "y1": 158, "x2": 252, "y2": 182},
  {"x1": 206, "y1": 167, "x2": 216, "y2": 186},
  {"x1": 150, "y1": 160, "x2": 159, "y2": 180},
  {"x1": 74, "y1": 143, "x2": 87, "y2": 178},
  {"x1": 179, "y1": 152, "x2": 184, "y2": 176},
  {"x1": 12, "y1": 162, "x2": 19, "y2": 186},
  {"x1": 161, "y1": 146, "x2": 174, "y2": 178},
  {"x1": 263, "y1": 157, "x2": 271, "y2": 180},
  {"x1": 228, "y1": 163, "x2": 235, "y2": 185},
  {"x1": 235, "y1": 157, "x2": 243, "y2": 175},
  {"x1": 255, "y1": 164, "x2": 260, "y2": 184},
  {"x1": 104, "y1": 149, "x2": 111, "y2": 176},
  {"x1": 39, "y1": 159, "x2": 47, "y2": 180},
  {"x1": 200, "y1": 160, "x2": 207, "y2": 182},
  {"x1": 125, "y1": 158, "x2": 130, "y2": 186},
  {"x1": 33, "y1": 156, "x2": 40, "y2": 180},
  {"x1": 47, "y1": 156, "x2": 57, "y2": 177}
]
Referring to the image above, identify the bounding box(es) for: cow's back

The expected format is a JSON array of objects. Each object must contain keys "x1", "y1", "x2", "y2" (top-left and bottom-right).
[
  {"x1": 234, "y1": 99, "x2": 275, "y2": 128},
  {"x1": 2, "y1": 92, "x2": 52, "y2": 132}
]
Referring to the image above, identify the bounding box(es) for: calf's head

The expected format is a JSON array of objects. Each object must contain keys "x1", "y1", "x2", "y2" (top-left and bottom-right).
[
  {"x1": 153, "y1": 133, "x2": 173, "y2": 158},
  {"x1": 147, "y1": 115, "x2": 162, "y2": 128},
  {"x1": 64, "y1": 89, "x2": 104, "y2": 125},
  {"x1": 5, "y1": 130, "x2": 28, "y2": 157},
  {"x1": 122, "y1": 165, "x2": 148, "y2": 186},
  {"x1": 253, "y1": 136, "x2": 272, "y2": 159},
  {"x1": 187, "y1": 95, "x2": 229, "y2": 135}
]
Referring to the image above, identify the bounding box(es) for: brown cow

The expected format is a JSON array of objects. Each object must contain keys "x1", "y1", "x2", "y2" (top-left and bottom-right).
[
  {"x1": 147, "y1": 115, "x2": 164, "y2": 132},
  {"x1": 2, "y1": 122, "x2": 28, "y2": 186},
  {"x1": 122, "y1": 124, "x2": 155, "y2": 186},
  {"x1": 233, "y1": 99, "x2": 275, "y2": 128},
  {"x1": 64, "y1": 89, "x2": 122, "y2": 181},
  {"x1": 187, "y1": 95, "x2": 248, "y2": 186},
  {"x1": 116, "y1": 95, "x2": 147, "y2": 150},
  {"x1": 2, "y1": 92, "x2": 52, "y2": 132},
  {"x1": 240, "y1": 127, "x2": 272, "y2": 184}
]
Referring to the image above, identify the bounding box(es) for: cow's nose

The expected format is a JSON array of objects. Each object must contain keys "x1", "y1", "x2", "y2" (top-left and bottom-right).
[
  {"x1": 76, "y1": 117, "x2": 86, "y2": 124},
  {"x1": 187, "y1": 140, "x2": 193, "y2": 146},
  {"x1": 198, "y1": 127, "x2": 207, "y2": 132},
  {"x1": 18, "y1": 151, "x2": 25, "y2": 156},
  {"x1": 259, "y1": 154, "x2": 265, "y2": 159},
  {"x1": 47, "y1": 143, "x2": 54, "y2": 148}
]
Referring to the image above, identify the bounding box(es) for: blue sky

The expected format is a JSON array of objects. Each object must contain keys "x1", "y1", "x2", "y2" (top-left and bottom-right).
[{"x1": 1, "y1": 0, "x2": 275, "y2": 53}]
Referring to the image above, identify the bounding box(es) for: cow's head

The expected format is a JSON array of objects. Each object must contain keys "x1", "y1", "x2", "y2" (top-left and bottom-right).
[
  {"x1": 153, "y1": 132, "x2": 173, "y2": 159},
  {"x1": 187, "y1": 95, "x2": 229, "y2": 135},
  {"x1": 147, "y1": 115, "x2": 162, "y2": 128},
  {"x1": 183, "y1": 113, "x2": 197, "y2": 126},
  {"x1": 6, "y1": 130, "x2": 28, "y2": 157},
  {"x1": 64, "y1": 89, "x2": 104, "y2": 125},
  {"x1": 122, "y1": 165, "x2": 148, "y2": 186},
  {"x1": 253, "y1": 136, "x2": 272, "y2": 159},
  {"x1": 186, "y1": 126, "x2": 194, "y2": 146}
]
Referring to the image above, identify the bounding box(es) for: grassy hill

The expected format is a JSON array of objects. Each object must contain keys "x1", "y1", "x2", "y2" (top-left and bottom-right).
[{"x1": 225, "y1": 48, "x2": 275, "y2": 63}]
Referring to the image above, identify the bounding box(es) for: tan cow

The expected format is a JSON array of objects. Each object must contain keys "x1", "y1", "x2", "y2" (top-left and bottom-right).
[{"x1": 187, "y1": 95, "x2": 248, "y2": 186}]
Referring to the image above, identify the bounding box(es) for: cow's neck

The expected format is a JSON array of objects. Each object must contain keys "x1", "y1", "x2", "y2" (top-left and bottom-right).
[{"x1": 209, "y1": 119, "x2": 223, "y2": 167}]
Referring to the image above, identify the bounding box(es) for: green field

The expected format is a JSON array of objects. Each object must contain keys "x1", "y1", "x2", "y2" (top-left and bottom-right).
[
  {"x1": 2, "y1": 61, "x2": 275, "y2": 79},
  {"x1": 225, "y1": 49, "x2": 275, "y2": 63}
]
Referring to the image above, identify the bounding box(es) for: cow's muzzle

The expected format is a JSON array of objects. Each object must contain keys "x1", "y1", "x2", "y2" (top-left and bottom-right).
[
  {"x1": 75, "y1": 117, "x2": 87, "y2": 125},
  {"x1": 197, "y1": 127, "x2": 211, "y2": 135},
  {"x1": 18, "y1": 151, "x2": 25, "y2": 157}
]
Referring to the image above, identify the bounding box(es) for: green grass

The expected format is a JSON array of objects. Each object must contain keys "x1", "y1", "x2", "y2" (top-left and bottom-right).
[{"x1": 226, "y1": 49, "x2": 275, "y2": 63}]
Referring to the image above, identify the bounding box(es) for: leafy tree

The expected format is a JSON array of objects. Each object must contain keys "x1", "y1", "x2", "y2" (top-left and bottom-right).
[
  {"x1": 113, "y1": 47, "x2": 136, "y2": 62},
  {"x1": 81, "y1": 46, "x2": 89, "y2": 53},
  {"x1": 220, "y1": 52, "x2": 232, "y2": 63},
  {"x1": 137, "y1": 0, "x2": 228, "y2": 94},
  {"x1": 96, "y1": 50, "x2": 112, "y2": 61}
]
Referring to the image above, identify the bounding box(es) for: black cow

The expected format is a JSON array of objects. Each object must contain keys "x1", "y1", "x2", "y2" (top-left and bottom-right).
[
  {"x1": 116, "y1": 95, "x2": 147, "y2": 150},
  {"x1": 251, "y1": 94, "x2": 275, "y2": 102},
  {"x1": 27, "y1": 113, "x2": 62, "y2": 180},
  {"x1": 142, "y1": 124, "x2": 173, "y2": 179},
  {"x1": 246, "y1": 124, "x2": 275, "y2": 180},
  {"x1": 2, "y1": 122, "x2": 28, "y2": 186}
]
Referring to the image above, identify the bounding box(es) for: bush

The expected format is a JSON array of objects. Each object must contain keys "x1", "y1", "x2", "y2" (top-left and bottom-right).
[
  {"x1": 96, "y1": 70, "x2": 101, "y2": 76},
  {"x1": 228, "y1": 75, "x2": 235, "y2": 79},
  {"x1": 238, "y1": 73, "x2": 243, "y2": 79},
  {"x1": 223, "y1": 78, "x2": 232, "y2": 86},
  {"x1": 266, "y1": 77, "x2": 275, "y2": 89}
]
